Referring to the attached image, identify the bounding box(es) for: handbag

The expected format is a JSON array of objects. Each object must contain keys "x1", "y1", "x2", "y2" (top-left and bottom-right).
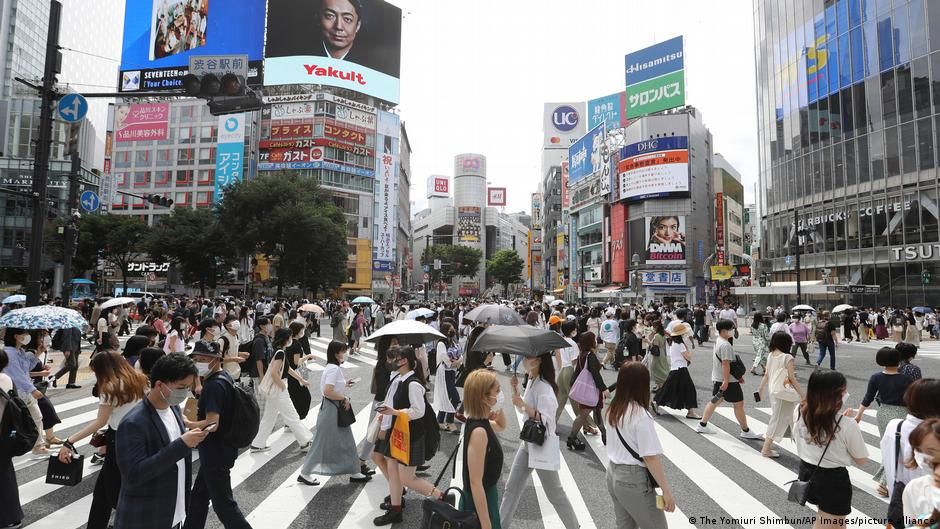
[
  {"x1": 568, "y1": 357, "x2": 600, "y2": 407},
  {"x1": 519, "y1": 412, "x2": 546, "y2": 446},
  {"x1": 614, "y1": 426, "x2": 659, "y2": 489},
  {"x1": 46, "y1": 454, "x2": 84, "y2": 486},
  {"x1": 330, "y1": 399, "x2": 356, "y2": 428},
  {"x1": 769, "y1": 356, "x2": 801, "y2": 402},
  {"x1": 89, "y1": 430, "x2": 108, "y2": 448},
  {"x1": 785, "y1": 416, "x2": 842, "y2": 505},
  {"x1": 886, "y1": 421, "x2": 905, "y2": 529},
  {"x1": 422, "y1": 441, "x2": 480, "y2": 529},
  {"x1": 366, "y1": 414, "x2": 381, "y2": 444}
]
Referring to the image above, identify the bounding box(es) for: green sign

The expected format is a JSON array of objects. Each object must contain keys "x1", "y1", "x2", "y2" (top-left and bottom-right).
[{"x1": 625, "y1": 69, "x2": 685, "y2": 119}]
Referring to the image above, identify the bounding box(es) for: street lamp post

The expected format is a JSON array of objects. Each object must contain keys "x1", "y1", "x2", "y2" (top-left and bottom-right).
[{"x1": 631, "y1": 252, "x2": 641, "y2": 303}]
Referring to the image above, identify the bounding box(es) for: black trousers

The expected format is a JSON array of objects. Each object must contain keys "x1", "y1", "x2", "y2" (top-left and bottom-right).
[
  {"x1": 54, "y1": 349, "x2": 80, "y2": 385},
  {"x1": 0, "y1": 455, "x2": 22, "y2": 525},
  {"x1": 88, "y1": 429, "x2": 120, "y2": 529},
  {"x1": 184, "y1": 464, "x2": 253, "y2": 529}
]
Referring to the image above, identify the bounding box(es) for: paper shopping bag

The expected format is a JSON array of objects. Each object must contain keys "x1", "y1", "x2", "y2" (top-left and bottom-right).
[{"x1": 389, "y1": 412, "x2": 411, "y2": 465}]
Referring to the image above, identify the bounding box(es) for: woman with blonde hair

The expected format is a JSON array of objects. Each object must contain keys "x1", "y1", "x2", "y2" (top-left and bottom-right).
[{"x1": 460, "y1": 369, "x2": 506, "y2": 529}]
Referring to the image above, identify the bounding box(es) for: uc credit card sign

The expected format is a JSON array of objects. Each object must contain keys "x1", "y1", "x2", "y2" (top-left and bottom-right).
[{"x1": 624, "y1": 36, "x2": 685, "y2": 119}]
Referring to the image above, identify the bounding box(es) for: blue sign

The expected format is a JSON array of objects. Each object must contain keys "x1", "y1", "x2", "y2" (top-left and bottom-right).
[
  {"x1": 80, "y1": 191, "x2": 100, "y2": 213},
  {"x1": 551, "y1": 105, "x2": 580, "y2": 132},
  {"x1": 118, "y1": 0, "x2": 265, "y2": 92},
  {"x1": 214, "y1": 114, "x2": 245, "y2": 202},
  {"x1": 567, "y1": 123, "x2": 606, "y2": 186},
  {"x1": 785, "y1": 255, "x2": 793, "y2": 266},
  {"x1": 587, "y1": 92, "x2": 626, "y2": 131},
  {"x1": 620, "y1": 136, "x2": 689, "y2": 159},
  {"x1": 57, "y1": 93, "x2": 88, "y2": 123},
  {"x1": 373, "y1": 260, "x2": 393, "y2": 272},
  {"x1": 423, "y1": 265, "x2": 430, "y2": 273},
  {"x1": 624, "y1": 36, "x2": 684, "y2": 87}
]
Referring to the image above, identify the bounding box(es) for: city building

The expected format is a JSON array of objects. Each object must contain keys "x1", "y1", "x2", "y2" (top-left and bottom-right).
[
  {"x1": 411, "y1": 153, "x2": 529, "y2": 297},
  {"x1": 744, "y1": 202, "x2": 760, "y2": 259},
  {"x1": 713, "y1": 153, "x2": 746, "y2": 265},
  {"x1": 754, "y1": 0, "x2": 940, "y2": 306}
]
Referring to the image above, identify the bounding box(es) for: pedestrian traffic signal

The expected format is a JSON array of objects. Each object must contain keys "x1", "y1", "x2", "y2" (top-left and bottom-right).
[
  {"x1": 181, "y1": 73, "x2": 260, "y2": 116},
  {"x1": 144, "y1": 194, "x2": 174, "y2": 208},
  {"x1": 758, "y1": 272, "x2": 768, "y2": 287},
  {"x1": 923, "y1": 270, "x2": 931, "y2": 284}
]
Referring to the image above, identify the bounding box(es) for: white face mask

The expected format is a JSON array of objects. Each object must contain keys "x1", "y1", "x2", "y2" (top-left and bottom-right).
[
  {"x1": 18, "y1": 334, "x2": 31, "y2": 346},
  {"x1": 490, "y1": 391, "x2": 504, "y2": 412},
  {"x1": 42, "y1": 335, "x2": 52, "y2": 348},
  {"x1": 913, "y1": 450, "x2": 934, "y2": 472},
  {"x1": 196, "y1": 362, "x2": 212, "y2": 377},
  {"x1": 932, "y1": 485, "x2": 940, "y2": 511},
  {"x1": 841, "y1": 391, "x2": 850, "y2": 405},
  {"x1": 229, "y1": 321, "x2": 241, "y2": 332}
]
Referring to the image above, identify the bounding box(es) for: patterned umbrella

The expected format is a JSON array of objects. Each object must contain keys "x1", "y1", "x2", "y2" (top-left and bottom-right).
[{"x1": 0, "y1": 305, "x2": 88, "y2": 330}]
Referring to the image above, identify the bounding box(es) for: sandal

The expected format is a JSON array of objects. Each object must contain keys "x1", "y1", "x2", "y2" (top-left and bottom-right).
[
  {"x1": 584, "y1": 426, "x2": 599, "y2": 436},
  {"x1": 761, "y1": 450, "x2": 780, "y2": 458}
]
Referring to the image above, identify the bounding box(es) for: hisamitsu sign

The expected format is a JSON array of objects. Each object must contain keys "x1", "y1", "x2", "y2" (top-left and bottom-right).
[{"x1": 624, "y1": 36, "x2": 686, "y2": 119}]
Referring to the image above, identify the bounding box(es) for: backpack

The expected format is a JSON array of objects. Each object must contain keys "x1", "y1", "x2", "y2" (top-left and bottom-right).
[
  {"x1": 0, "y1": 387, "x2": 39, "y2": 457},
  {"x1": 330, "y1": 313, "x2": 341, "y2": 328},
  {"x1": 206, "y1": 372, "x2": 260, "y2": 449},
  {"x1": 815, "y1": 320, "x2": 830, "y2": 342},
  {"x1": 237, "y1": 339, "x2": 252, "y2": 354}
]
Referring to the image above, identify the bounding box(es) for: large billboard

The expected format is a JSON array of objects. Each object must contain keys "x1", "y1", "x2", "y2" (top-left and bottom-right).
[
  {"x1": 114, "y1": 103, "x2": 170, "y2": 142},
  {"x1": 567, "y1": 123, "x2": 605, "y2": 186},
  {"x1": 214, "y1": 113, "x2": 245, "y2": 203},
  {"x1": 587, "y1": 91, "x2": 628, "y2": 131},
  {"x1": 118, "y1": 0, "x2": 265, "y2": 92},
  {"x1": 617, "y1": 136, "x2": 690, "y2": 202},
  {"x1": 373, "y1": 110, "x2": 399, "y2": 272},
  {"x1": 624, "y1": 36, "x2": 685, "y2": 119},
  {"x1": 610, "y1": 203, "x2": 626, "y2": 283},
  {"x1": 645, "y1": 215, "x2": 686, "y2": 265},
  {"x1": 543, "y1": 102, "x2": 586, "y2": 148},
  {"x1": 457, "y1": 207, "x2": 481, "y2": 243},
  {"x1": 264, "y1": 0, "x2": 402, "y2": 104},
  {"x1": 427, "y1": 175, "x2": 449, "y2": 198}
]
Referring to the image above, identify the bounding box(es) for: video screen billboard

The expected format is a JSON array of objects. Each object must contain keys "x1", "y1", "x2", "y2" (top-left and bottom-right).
[
  {"x1": 645, "y1": 215, "x2": 686, "y2": 265},
  {"x1": 457, "y1": 207, "x2": 481, "y2": 242},
  {"x1": 118, "y1": 0, "x2": 265, "y2": 92},
  {"x1": 264, "y1": 0, "x2": 402, "y2": 104},
  {"x1": 624, "y1": 36, "x2": 685, "y2": 119},
  {"x1": 455, "y1": 154, "x2": 486, "y2": 177},
  {"x1": 617, "y1": 136, "x2": 689, "y2": 202},
  {"x1": 567, "y1": 123, "x2": 605, "y2": 186}
]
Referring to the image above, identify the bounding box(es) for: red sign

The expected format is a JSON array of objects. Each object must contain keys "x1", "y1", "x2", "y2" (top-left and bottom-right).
[
  {"x1": 434, "y1": 178, "x2": 448, "y2": 194},
  {"x1": 259, "y1": 148, "x2": 314, "y2": 163},
  {"x1": 611, "y1": 203, "x2": 626, "y2": 283},
  {"x1": 103, "y1": 159, "x2": 111, "y2": 174},
  {"x1": 561, "y1": 161, "x2": 569, "y2": 208},
  {"x1": 324, "y1": 120, "x2": 366, "y2": 144},
  {"x1": 715, "y1": 192, "x2": 726, "y2": 265},
  {"x1": 270, "y1": 122, "x2": 314, "y2": 140}
]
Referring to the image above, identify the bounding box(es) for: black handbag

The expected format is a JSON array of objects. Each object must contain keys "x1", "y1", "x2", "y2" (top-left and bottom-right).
[
  {"x1": 785, "y1": 416, "x2": 842, "y2": 505},
  {"x1": 46, "y1": 454, "x2": 84, "y2": 486},
  {"x1": 519, "y1": 412, "x2": 546, "y2": 446},
  {"x1": 886, "y1": 421, "x2": 906, "y2": 529},
  {"x1": 331, "y1": 399, "x2": 356, "y2": 428},
  {"x1": 422, "y1": 441, "x2": 480, "y2": 529},
  {"x1": 614, "y1": 425, "x2": 658, "y2": 489}
]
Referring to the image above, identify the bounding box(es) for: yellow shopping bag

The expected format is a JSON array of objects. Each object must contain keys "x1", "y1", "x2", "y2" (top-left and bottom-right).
[{"x1": 389, "y1": 412, "x2": 411, "y2": 465}]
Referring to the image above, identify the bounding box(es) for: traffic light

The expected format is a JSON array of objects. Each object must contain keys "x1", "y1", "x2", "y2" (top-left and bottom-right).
[
  {"x1": 923, "y1": 270, "x2": 931, "y2": 284},
  {"x1": 67, "y1": 122, "x2": 81, "y2": 156},
  {"x1": 144, "y1": 194, "x2": 174, "y2": 208},
  {"x1": 181, "y1": 72, "x2": 260, "y2": 116},
  {"x1": 758, "y1": 272, "x2": 768, "y2": 287}
]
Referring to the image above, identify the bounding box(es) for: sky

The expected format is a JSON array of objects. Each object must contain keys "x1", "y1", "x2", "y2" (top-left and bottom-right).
[{"x1": 394, "y1": 0, "x2": 758, "y2": 213}]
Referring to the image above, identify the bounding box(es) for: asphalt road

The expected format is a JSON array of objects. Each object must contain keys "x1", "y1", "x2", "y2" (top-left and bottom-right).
[{"x1": 13, "y1": 328, "x2": 939, "y2": 529}]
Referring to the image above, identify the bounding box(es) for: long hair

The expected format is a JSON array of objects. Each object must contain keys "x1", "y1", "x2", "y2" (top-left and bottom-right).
[
  {"x1": 752, "y1": 312, "x2": 765, "y2": 330},
  {"x1": 800, "y1": 369, "x2": 847, "y2": 445},
  {"x1": 391, "y1": 345, "x2": 424, "y2": 385},
  {"x1": 607, "y1": 363, "x2": 652, "y2": 427},
  {"x1": 530, "y1": 352, "x2": 557, "y2": 394},
  {"x1": 90, "y1": 351, "x2": 148, "y2": 407}
]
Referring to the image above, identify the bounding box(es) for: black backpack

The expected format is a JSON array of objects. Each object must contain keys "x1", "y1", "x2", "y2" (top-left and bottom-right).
[
  {"x1": 206, "y1": 372, "x2": 260, "y2": 449},
  {"x1": 0, "y1": 387, "x2": 39, "y2": 457}
]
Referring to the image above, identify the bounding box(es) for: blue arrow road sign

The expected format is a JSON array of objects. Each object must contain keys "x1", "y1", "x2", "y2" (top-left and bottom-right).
[
  {"x1": 80, "y1": 191, "x2": 100, "y2": 213},
  {"x1": 57, "y1": 93, "x2": 88, "y2": 123}
]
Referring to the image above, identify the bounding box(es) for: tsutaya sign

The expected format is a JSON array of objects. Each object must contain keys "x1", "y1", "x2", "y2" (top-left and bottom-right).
[{"x1": 893, "y1": 244, "x2": 940, "y2": 262}]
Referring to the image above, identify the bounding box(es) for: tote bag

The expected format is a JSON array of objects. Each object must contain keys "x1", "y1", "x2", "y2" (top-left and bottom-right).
[
  {"x1": 768, "y1": 354, "x2": 801, "y2": 402},
  {"x1": 568, "y1": 358, "x2": 599, "y2": 407},
  {"x1": 389, "y1": 412, "x2": 411, "y2": 465}
]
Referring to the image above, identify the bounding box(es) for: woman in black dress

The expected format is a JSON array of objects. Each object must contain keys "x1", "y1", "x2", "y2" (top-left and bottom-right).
[{"x1": 284, "y1": 321, "x2": 313, "y2": 419}]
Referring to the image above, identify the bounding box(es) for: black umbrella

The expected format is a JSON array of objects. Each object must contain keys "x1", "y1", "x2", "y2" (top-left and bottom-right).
[
  {"x1": 463, "y1": 304, "x2": 525, "y2": 326},
  {"x1": 469, "y1": 325, "x2": 570, "y2": 357}
]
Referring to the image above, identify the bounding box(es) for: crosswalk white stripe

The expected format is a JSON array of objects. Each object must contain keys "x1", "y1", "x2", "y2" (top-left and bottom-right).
[
  {"x1": 562, "y1": 405, "x2": 695, "y2": 528},
  {"x1": 244, "y1": 405, "x2": 373, "y2": 528},
  {"x1": 332, "y1": 447, "x2": 393, "y2": 527},
  {"x1": 24, "y1": 403, "x2": 322, "y2": 529},
  {"x1": 48, "y1": 396, "x2": 99, "y2": 414},
  {"x1": 712, "y1": 408, "x2": 888, "y2": 504},
  {"x1": 13, "y1": 408, "x2": 100, "y2": 471},
  {"x1": 661, "y1": 406, "x2": 881, "y2": 528}
]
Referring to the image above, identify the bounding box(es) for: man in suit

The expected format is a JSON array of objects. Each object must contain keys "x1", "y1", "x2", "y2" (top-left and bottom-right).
[{"x1": 114, "y1": 354, "x2": 206, "y2": 529}]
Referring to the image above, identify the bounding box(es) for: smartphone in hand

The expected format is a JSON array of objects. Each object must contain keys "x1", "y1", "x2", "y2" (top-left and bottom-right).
[
  {"x1": 203, "y1": 422, "x2": 218, "y2": 432},
  {"x1": 753, "y1": 391, "x2": 761, "y2": 402}
]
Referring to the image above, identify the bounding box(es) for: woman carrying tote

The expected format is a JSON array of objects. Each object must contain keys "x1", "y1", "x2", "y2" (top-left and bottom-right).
[
  {"x1": 298, "y1": 340, "x2": 360, "y2": 486},
  {"x1": 499, "y1": 352, "x2": 578, "y2": 529},
  {"x1": 793, "y1": 369, "x2": 869, "y2": 529},
  {"x1": 433, "y1": 323, "x2": 462, "y2": 432},
  {"x1": 647, "y1": 321, "x2": 670, "y2": 393},
  {"x1": 249, "y1": 329, "x2": 313, "y2": 453},
  {"x1": 750, "y1": 312, "x2": 771, "y2": 375},
  {"x1": 757, "y1": 331, "x2": 804, "y2": 458},
  {"x1": 568, "y1": 331, "x2": 610, "y2": 450}
]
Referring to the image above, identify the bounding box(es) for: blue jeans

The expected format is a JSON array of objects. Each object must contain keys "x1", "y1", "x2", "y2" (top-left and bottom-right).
[{"x1": 817, "y1": 341, "x2": 836, "y2": 370}]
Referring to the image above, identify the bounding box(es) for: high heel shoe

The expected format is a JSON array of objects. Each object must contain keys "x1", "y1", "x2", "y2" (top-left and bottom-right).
[{"x1": 566, "y1": 436, "x2": 586, "y2": 451}]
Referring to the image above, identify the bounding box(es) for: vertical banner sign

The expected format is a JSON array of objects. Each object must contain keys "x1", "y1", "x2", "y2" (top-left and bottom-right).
[
  {"x1": 214, "y1": 113, "x2": 245, "y2": 203},
  {"x1": 556, "y1": 231, "x2": 566, "y2": 290},
  {"x1": 561, "y1": 161, "x2": 569, "y2": 209},
  {"x1": 373, "y1": 110, "x2": 400, "y2": 272},
  {"x1": 624, "y1": 36, "x2": 685, "y2": 119},
  {"x1": 611, "y1": 203, "x2": 626, "y2": 283},
  {"x1": 715, "y1": 192, "x2": 726, "y2": 265}
]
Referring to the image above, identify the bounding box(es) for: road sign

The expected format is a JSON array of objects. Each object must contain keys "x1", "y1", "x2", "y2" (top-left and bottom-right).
[
  {"x1": 80, "y1": 191, "x2": 100, "y2": 213},
  {"x1": 433, "y1": 259, "x2": 442, "y2": 270},
  {"x1": 422, "y1": 265, "x2": 429, "y2": 273},
  {"x1": 189, "y1": 55, "x2": 249, "y2": 79},
  {"x1": 423, "y1": 273, "x2": 429, "y2": 281},
  {"x1": 784, "y1": 255, "x2": 792, "y2": 266},
  {"x1": 57, "y1": 93, "x2": 88, "y2": 123}
]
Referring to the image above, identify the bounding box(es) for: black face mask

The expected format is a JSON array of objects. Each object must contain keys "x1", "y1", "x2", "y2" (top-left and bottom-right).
[{"x1": 386, "y1": 358, "x2": 401, "y2": 371}]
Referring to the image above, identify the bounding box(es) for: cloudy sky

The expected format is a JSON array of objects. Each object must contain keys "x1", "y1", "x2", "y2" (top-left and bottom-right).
[{"x1": 395, "y1": 0, "x2": 758, "y2": 213}]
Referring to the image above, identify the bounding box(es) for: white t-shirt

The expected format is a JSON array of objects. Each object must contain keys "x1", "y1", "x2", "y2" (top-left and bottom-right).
[
  {"x1": 902, "y1": 474, "x2": 938, "y2": 522},
  {"x1": 101, "y1": 392, "x2": 140, "y2": 430},
  {"x1": 600, "y1": 319, "x2": 619, "y2": 344},
  {"x1": 769, "y1": 322, "x2": 792, "y2": 337},
  {"x1": 880, "y1": 415, "x2": 928, "y2": 487},
  {"x1": 606, "y1": 404, "x2": 663, "y2": 467},
  {"x1": 321, "y1": 363, "x2": 346, "y2": 395},
  {"x1": 718, "y1": 309, "x2": 737, "y2": 323},
  {"x1": 793, "y1": 414, "x2": 869, "y2": 468},
  {"x1": 559, "y1": 337, "x2": 579, "y2": 369},
  {"x1": 667, "y1": 339, "x2": 689, "y2": 370},
  {"x1": 155, "y1": 406, "x2": 186, "y2": 527}
]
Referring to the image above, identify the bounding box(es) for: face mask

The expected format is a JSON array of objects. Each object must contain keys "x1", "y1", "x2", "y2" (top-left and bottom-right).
[
  {"x1": 336, "y1": 354, "x2": 345, "y2": 365},
  {"x1": 265, "y1": 324, "x2": 274, "y2": 333},
  {"x1": 196, "y1": 362, "x2": 212, "y2": 377},
  {"x1": 386, "y1": 359, "x2": 400, "y2": 371},
  {"x1": 911, "y1": 450, "x2": 933, "y2": 472},
  {"x1": 161, "y1": 385, "x2": 190, "y2": 407},
  {"x1": 18, "y1": 334, "x2": 31, "y2": 346},
  {"x1": 841, "y1": 392, "x2": 850, "y2": 404},
  {"x1": 42, "y1": 335, "x2": 52, "y2": 348},
  {"x1": 490, "y1": 391, "x2": 504, "y2": 412},
  {"x1": 229, "y1": 321, "x2": 241, "y2": 332}
]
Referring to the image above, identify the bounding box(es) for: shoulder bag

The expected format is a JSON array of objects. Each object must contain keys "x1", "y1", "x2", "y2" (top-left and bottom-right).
[
  {"x1": 569, "y1": 356, "x2": 600, "y2": 407},
  {"x1": 886, "y1": 421, "x2": 905, "y2": 529},
  {"x1": 614, "y1": 425, "x2": 658, "y2": 489},
  {"x1": 784, "y1": 415, "x2": 842, "y2": 505},
  {"x1": 421, "y1": 440, "x2": 480, "y2": 529},
  {"x1": 330, "y1": 398, "x2": 357, "y2": 428},
  {"x1": 715, "y1": 351, "x2": 747, "y2": 380}
]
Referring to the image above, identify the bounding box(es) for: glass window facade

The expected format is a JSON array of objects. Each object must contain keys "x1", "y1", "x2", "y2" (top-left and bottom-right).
[{"x1": 755, "y1": 0, "x2": 940, "y2": 306}]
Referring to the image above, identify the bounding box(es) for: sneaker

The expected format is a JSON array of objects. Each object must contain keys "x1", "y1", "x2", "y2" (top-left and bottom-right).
[
  {"x1": 296, "y1": 474, "x2": 320, "y2": 486},
  {"x1": 66, "y1": 384, "x2": 81, "y2": 389},
  {"x1": 416, "y1": 464, "x2": 430, "y2": 472},
  {"x1": 379, "y1": 496, "x2": 406, "y2": 511},
  {"x1": 373, "y1": 509, "x2": 403, "y2": 526},
  {"x1": 694, "y1": 423, "x2": 714, "y2": 434},
  {"x1": 298, "y1": 441, "x2": 311, "y2": 453},
  {"x1": 90, "y1": 453, "x2": 105, "y2": 465},
  {"x1": 249, "y1": 445, "x2": 270, "y2": 453},
  {"x1": 1, "y1": 521, "x2": 23, "y2": 528},
  {"x1": 740, "y1": 429, "x2": 763, "y2": 440},
  {"x1": 360, "y1": 464, "x2": 376, "y2": 476}
]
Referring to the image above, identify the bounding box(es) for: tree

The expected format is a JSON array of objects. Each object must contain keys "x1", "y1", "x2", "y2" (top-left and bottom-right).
[
  {"x1": 215, "y1": 172, "x2": 347, "y2": 296},
  {"x1": 144, "y1": 208, "x2": 237, "y2": 297},
  {"x1": 75, "y1": 214, "x2": 150, "y2": 295},
  {"x1": 421, "y1": 244, "x2": 483, "y2": 285},
  {"x1": 487, "y1": 249, "x2": 525, "y2": 297}
]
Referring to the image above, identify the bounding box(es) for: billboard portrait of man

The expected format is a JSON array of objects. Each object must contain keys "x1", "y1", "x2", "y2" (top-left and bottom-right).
[
  {"x1": 645, "y1": 215, "x2": 686, "y2": 264},
  {"x1": 265, "y1": 0, "x2": 402, "y2": 78}
]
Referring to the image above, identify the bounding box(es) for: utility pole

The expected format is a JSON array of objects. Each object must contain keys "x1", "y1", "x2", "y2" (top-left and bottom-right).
[
  {"x1": 61, "y1": 144, "x2": 80, "y2": 305},
  {"x1": 794, "y1": 208, "x2": 802, "y2": 305},
  {"x1": 26, "y1": 0, "x2": 62, "y2": 306},
  {"x1": 424, "y1": 234, "x2": 431, "y2": 301}
]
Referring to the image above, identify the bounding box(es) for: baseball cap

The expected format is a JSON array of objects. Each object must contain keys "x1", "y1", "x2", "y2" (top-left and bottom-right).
[{"x1": 548, "y1": 315, "x2": 563, "y2": 326}]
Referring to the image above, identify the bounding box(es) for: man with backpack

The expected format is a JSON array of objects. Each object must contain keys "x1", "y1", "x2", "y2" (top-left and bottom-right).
[
  {"x1": 695, "y1": 319, "x2": 762, "y2": 439},
  {"x1": 183, "y1": 342, "x2": 258, "y2": 529},
  {"x1": 246, "y1": 317, "x2": 274, "y2": 409},
  {"x1": 815, "y1": 310, "x2": 839, "y2": 370}
]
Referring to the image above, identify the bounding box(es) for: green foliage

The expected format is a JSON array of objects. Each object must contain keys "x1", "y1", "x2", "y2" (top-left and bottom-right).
[
  {"x1": 75, "y1": 214, "x2": 150, "y2": 295},
  {"x1": 487, "y1": 249, "x2": 525, "y2": 296},
  {"x1": 421, "y1": 244, "x2": 482, "y2": 283},
  {"x1": 215, "y1": 172, "x2": 348, "y2": 295}
]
